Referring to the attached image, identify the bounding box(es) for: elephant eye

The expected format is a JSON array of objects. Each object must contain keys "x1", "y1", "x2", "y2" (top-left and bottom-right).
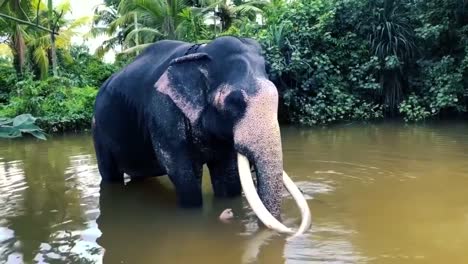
[{"x1": 224, "y1": 90, "x2": 247, "y2": 119}]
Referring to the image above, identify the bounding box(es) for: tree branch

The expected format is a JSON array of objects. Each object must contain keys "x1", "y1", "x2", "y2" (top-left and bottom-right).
[
  {"x1": 52, "y1": 10, "x2": 64, "y2": 33},
  {"x1": 18, "y1": 4, "x2": 31, "y2": 22},
  {"x1": 0, "y1": 12, "x2": 58, "y2": 35}
]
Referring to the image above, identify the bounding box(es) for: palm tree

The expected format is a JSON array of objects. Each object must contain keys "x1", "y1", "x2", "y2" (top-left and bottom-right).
[
  {"x1": 1, "y1": 0, "x2": 90, "y2": 78},
  {"x1": 91, "y1": 0, "x2": 189, "y2": 56},
  {"x1": 118, "y1": 0, "x2": 187, "y2": 48},
  {"x1": 204, "y1": 0, "x2": 266, "y2": 31},
  {"x1": 177, "y1": 7, "x2": 212, "y2": 42},
  {"x1": 0, "y1": 0, "x2": 32, "y2": 75},
  {"x1": 89, "y1": 3, "x2": 127, "y2": 58},
  {"x1": 25, "y1": 0, "x2": 91, "y2": 79},
  {"x1": 92, "y1": 0, "x2": 267, "y2": 56},
  {"x1": 368, "y1": 0, "x2": 416, "y2": 115}
]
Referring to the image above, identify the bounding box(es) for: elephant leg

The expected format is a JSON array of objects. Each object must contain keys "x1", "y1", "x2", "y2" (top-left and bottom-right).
[
  {"x1": 168, "y1": 163, "x2": 203, "y2": 207},
  {"x1": 208, "y1": 150, "x2": 241, "y2": 198},
  {"x1": 161, "y1": 149, "x2": 204, "y2": 208},
  {"x1": 148, "y1": 109, "x2": 203, "y2": 207},
  {"x1": 93, "y1": 134, "x2": 124, "y2": 183}
]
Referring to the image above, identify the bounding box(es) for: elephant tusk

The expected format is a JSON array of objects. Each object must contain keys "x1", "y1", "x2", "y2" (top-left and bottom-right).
[
  {"x1": 282, "y1": 170, "x2": 312, "y2": 237},
  {"x1": 237, "y1": 153, "x2": 312, "y2": 237}
]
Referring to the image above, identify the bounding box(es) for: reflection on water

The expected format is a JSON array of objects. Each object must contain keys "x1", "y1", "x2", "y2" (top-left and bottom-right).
[{"x1": 0, "y1": 122, "x2": 468, "y2": 263}]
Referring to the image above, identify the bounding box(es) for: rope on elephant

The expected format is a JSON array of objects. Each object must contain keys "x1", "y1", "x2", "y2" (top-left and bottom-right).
[{"x1": 184, "y1": 43, "x2": 202, "y2": 56}]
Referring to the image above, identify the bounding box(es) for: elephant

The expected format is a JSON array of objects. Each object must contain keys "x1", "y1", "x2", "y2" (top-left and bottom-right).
[{"x1": 92, "y1": 36, "x2": 310, "y2": 235}]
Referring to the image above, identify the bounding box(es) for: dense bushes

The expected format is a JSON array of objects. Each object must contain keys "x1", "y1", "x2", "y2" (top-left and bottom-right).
[
  {"x1": 60, "y1": 45, "x2": 119, "y2": 87},
  {"x1": 0, "y1": 76, "x2": 97, "y2": 133},
  {"x1": 0, "y1": 64, "x2": 16, "y2": 104},
  {"x1": 0, "y1": 41, "x2": 120, "y2": 134},
  {"x1": 254, "y1": 0, "x2": 384, "y2": 125},
  {"x1": 0, "y1": 45, "x2": 117, "y2": 133},
  {"x1": 250, "y1": 0, "x2": 467, "y2": 124}
]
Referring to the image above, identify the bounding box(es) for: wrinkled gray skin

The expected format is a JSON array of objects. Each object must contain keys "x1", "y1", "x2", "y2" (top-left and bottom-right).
[{"x1": 92, "y1": 36, "x2": 284, "y2": 219}]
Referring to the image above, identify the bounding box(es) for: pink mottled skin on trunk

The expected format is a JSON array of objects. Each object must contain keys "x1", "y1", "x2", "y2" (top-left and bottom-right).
[
  {"x1": 234, "y1": 78, "x2": 284, "y2": 219},
  {"x1": 155, "y1": 72, "x2": 202, "y2": 124}
]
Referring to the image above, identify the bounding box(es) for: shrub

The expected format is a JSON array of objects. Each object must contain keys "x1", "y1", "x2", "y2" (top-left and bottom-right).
[
  {"x1": 419, "y1": 56, "x2": 466, "y2": 115},
  {"x1": 257, "y1": 0, "x2": 383, "y2": 125},
  {"x1": 399, "y1": 94, "x2": 431, "y2": 122},
  {"x1": 60, "y1": 45, "x2": 118, "y2": 88},
  {"x1": 0, "y1": 76, "x2": 97, "y2": 133},
  {"x1": 0, "y1": 64, "x2": 16, "y2": 104}
]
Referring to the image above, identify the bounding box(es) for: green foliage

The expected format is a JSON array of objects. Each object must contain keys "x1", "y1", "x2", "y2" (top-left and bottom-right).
[
  {"x1": 255, "y1": 0, "x2": 467, "y2": 125},
  {"x1": 0, "y1": 76, "x2": 97, "y2": 133},
  {"x1": 60, "y1": 45, "x2": 118, "y2": 87},
  {"x1": 90, "y1": 0, "x2": 267, "y2": 55},
  {"x1": 420, "y1": 56, "x2": 465, "y2": 115},
  {"x1": 257, "y1": 0, "x2": 384, "y2": 125},
  {"x1": 37, "y1": 86, "x2": 97, "y2": 133},
  {"x1": 0, "y1": 114, "x2": 47, "y2": 140},
  {"x1": 284, "y1": 86, "x2": 383, "y2": 126},
  {"x1": 0, "y1": 63, "x2": 16, "y2": 103},
  {"x1": 1, "y1": 0, "x2": 467, "y2": 132},
  {"x1": 399, "y1": 94, "x2": 431, "y2": 122},
  {"x1": 177, "y1": 8, "x2": 214, "y2": 42}
]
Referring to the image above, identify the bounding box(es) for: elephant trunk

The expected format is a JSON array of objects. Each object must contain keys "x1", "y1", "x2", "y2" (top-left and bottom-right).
[
  {"x1": 234, "y1": 79, "x2": 311, "y2": 236},
  {"x1": 235, "y1": 116, "x2": 284, "y2": 220}
]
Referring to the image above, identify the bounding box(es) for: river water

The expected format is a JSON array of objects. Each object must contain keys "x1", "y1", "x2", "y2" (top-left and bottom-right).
[{"x1": 0, "y1": 121, "x2": 467, "y2": 264}]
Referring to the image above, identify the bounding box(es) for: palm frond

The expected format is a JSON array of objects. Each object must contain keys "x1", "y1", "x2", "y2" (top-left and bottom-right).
[
  {"x1": 233, "y1": 1, "x2": 266, "y2": 15},
  {"x1": 32, "y1": 47, "x2": 48, "y2": 79},
  {"x1": 120, "y1": 43, "x2": 151, "y2": 54},
  {"x1": 26, "y1": 34, "x2": 50, "y2": 48},
  {"x1": 56, "y1": 30, "x2": 74, "y2": 48},
  {"x1": 0, "y1": 0, "x2": 8, "y2": 10},
  {"x1": 125, "y1": 26, "x2": 162, "y2": 43},
  {"x1": 108, "y1": 11, "x2": 135, "y2": 34},
  {"x1": 68, "y1": 16, "x2": 92, "y2": 29},
  {"x1": 85, "y1": 25, "x2": 108, "y2": 39},
  {"x1": 95, "y1": 36, "x2": 121, "y2": 58},
  {"x1": 56, "y1": 0, "x2": 72, "y2": 14}
]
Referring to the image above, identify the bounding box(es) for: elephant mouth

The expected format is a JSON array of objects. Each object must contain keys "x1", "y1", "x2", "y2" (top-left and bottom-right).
[{"x1": 237, "y1": 153, "x2": 312, "y2": 237}]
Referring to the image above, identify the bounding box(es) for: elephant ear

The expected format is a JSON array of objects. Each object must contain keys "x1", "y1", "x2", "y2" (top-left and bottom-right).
[{"x1": 155, "y1": 53, "x2": 211, "y2": 124}]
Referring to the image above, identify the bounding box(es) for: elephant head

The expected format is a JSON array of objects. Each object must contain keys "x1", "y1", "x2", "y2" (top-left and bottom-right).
[{"x1": 154, "y1": 37, "x2": 311, "y2": 236}]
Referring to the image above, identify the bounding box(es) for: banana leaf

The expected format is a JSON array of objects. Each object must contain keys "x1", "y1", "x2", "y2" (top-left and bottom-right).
[{"x1": 0, "y1": 114, "x2": 47, "y2": 140}]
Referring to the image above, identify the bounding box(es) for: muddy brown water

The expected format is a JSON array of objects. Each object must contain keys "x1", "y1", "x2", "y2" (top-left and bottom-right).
[{"x1": 1, "y1": 121, "x2": 467, "y2": 264}]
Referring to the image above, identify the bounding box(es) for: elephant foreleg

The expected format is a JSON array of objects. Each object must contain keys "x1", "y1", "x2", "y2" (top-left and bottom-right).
[
  {"x1": 158, "y1": 147, "x2": 204, "y2": 208},
  {"x1": 208, "y1": 150, "x2": 241, "y2": 198}
]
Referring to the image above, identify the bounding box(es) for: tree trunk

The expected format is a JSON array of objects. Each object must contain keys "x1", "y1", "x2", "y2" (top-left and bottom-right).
[
  {"x1": 12, "y1": 25, "x2": 26, "y2": 75},
  {"x1": 48, "y1": 0, "x2": 58, "y2": 77},
  {"x1": 50, "y1": 32, "x2": 58, "y2": 77},
  {"x1": 11, "y1": 0, "x2": 26, "y2": 75}
]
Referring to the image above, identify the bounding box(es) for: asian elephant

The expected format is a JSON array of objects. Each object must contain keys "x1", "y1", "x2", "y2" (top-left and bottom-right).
[{"x1": 92, "y1": 36, "x2": 310, "y2": 235}]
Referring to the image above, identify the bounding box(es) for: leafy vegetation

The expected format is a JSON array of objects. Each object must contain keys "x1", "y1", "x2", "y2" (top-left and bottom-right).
[
  {"x1": 0, "y1": 114, "x2": 46, "y2": 139},
  {"x1": 0, "y1": 44, "x2": 115, "y2": 134},
  {"x1": 1, "y1": 74, "x2": 99, "y2": 133},
  {"x1": 0, "y1": 0, "x2": 467, "y2": 139},
  {"x1": 253, "y1": 0, "x2": 467, "y2": 124}
]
